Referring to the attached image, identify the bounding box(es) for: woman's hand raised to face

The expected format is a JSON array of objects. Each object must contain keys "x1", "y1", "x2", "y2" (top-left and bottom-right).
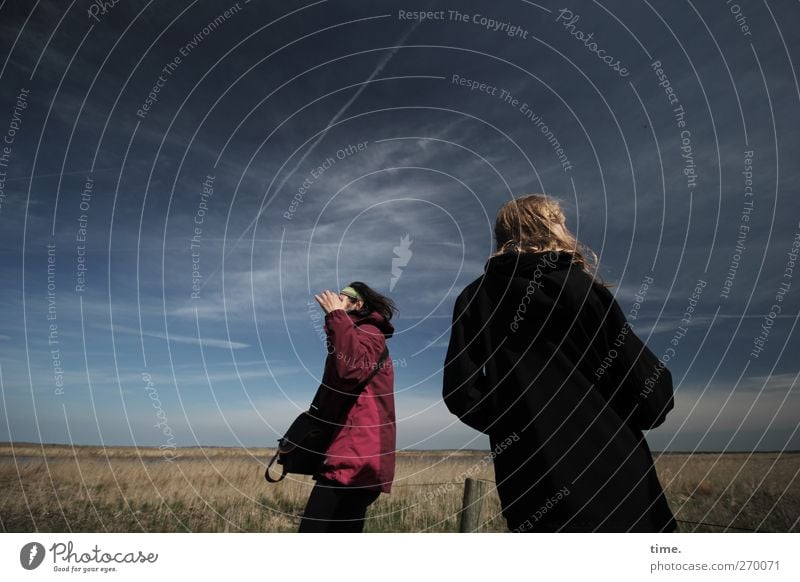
[{"x1": 314, "y1": 289, "x2": 349, "y2": 314}]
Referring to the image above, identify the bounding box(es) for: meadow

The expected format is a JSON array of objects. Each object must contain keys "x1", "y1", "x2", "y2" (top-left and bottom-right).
[{"x1": 1, "y1": 443, "x2": 797, "y2": 533}]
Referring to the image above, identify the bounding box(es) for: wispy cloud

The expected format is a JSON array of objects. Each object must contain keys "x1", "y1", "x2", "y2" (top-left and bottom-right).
[{"x1": 111, "y1": 324, "x2": 249, "y2": 349}]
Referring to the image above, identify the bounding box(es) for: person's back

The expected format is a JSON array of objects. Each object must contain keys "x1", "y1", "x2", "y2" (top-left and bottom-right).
[{"x1": 443, "y1": 195, "x2": 677, "y2": 532}]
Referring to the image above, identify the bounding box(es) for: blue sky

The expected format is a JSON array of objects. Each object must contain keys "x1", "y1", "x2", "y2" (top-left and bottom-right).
[{"x1": 0, "y1": 0, "x2": 798, "y2": 452}]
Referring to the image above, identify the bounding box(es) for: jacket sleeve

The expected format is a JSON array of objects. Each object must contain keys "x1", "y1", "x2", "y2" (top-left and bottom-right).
[
  {"x1": 602, "y1": 291, "x2": 675, "y2": 431},
  {"x1": 442, "y1": 291, "x2": 495, "y2": 434},
  {"x1": 324, "y1": 310, "x2": 385, "y2": 389}
]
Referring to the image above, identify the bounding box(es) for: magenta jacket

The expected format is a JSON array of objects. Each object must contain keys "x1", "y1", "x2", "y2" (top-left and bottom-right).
[{"x1": 315, "y1": 309, "x2": 396, "y2": 493}]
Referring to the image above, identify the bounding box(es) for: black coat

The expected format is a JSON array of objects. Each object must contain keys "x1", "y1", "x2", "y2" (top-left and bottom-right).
[{"x1": 443, "y1": 250, "x2": 677, "y2": 532}]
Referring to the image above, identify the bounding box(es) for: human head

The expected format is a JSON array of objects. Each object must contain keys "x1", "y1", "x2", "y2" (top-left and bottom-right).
[
  {"x1": 340, "y1": 281, "x2": 397, "y2": 321},
  {"x1": 492, "y1": 194, "x2": 609, "y2": 286},
  {"x1": 338, "y1": 286, "x2": 365, "y2": 313},
  {"x1": 493, "y1": 194, "x2": 574, "y2": 254}
]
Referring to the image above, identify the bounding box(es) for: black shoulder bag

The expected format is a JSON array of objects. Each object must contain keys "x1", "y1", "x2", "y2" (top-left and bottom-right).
[{"x1": 264, "y1": 347, "x2": 389, "y2": 483}]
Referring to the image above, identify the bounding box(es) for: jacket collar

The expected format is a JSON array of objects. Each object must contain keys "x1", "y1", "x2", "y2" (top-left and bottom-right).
[
  {"x1": 484, "y1": 250, "x2": 575, "y2": 278},
  {"x1": 348, "y1": 310, "x2": 395, "y2": 339}
]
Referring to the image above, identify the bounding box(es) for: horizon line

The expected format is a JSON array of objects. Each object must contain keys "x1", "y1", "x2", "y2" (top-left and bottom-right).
[{"x1": 1, "y1": 441, "x2": 797, "y2": 455}]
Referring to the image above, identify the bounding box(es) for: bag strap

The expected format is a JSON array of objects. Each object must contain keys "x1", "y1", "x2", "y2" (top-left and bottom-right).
[{"x1": 264, "y1": 450, "x2": 287, "y2": 483}]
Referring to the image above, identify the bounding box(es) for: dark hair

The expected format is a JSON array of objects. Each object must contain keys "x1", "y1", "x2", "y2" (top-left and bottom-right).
[{"x1": 347, "y1": 281, "x2": 397, "y2": 321}]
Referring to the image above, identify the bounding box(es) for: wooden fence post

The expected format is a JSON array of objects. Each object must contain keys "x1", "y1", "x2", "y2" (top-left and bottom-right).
[{"x1": 459, "y1": 478, "x2": 486, "y2": 532}]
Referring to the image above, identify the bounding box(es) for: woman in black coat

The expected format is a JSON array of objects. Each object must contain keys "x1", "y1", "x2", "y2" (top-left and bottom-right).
[{"x1": 443, "y1": 194, "x2": 678, "y2": 532}]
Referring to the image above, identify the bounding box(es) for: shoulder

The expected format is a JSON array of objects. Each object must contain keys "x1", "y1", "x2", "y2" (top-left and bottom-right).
[
  {"x1": 458, "y1": 275, "x2": 485, "y2": 302},
  {"x1": 353, "y1": 320, "x2": 387, "y2": 348},
  {"x1": 355, "y1": 322, "x2": 382, "y2": 335},
  {"x1": 452, "y1": 275, "x2": 486, "y2": 316}
]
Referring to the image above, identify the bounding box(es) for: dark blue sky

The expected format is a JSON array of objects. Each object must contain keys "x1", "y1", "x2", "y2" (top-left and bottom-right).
[{"x1": 0, "y1": 0, "x2": 798, "y2": 452}]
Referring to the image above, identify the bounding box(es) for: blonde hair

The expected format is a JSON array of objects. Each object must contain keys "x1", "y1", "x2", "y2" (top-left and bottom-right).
[{"x1": 492, "y1": 194, "x2": 612, "y2": 287}]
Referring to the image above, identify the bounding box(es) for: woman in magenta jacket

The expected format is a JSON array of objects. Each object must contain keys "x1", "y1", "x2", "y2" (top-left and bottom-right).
[{"x1": 298, "y1": 282, "x2": 396, "y2": 533}]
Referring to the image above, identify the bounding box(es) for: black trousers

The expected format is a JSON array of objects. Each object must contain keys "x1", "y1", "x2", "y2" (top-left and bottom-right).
[{"x1": 298, "y1": 476, "x2": 381, "y2": 533}]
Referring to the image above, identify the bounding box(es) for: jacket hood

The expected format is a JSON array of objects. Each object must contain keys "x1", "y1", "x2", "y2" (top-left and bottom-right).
[
  {"x1": 484, "y1": 250, "x2": 575, "y2": 278},
  {"x1": 349, "y1": 310, "x2": 395, "y2": 339}
]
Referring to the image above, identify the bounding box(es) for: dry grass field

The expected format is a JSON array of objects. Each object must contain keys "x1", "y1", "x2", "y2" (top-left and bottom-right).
[{"x1": 1, "y1": 443, "x2": 797, "y2": 533}]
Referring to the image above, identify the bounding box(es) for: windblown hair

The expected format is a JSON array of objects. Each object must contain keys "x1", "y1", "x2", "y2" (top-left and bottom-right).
[
  {"x1": 347, "y1": 281, "x2": 397, "y2": 321},
  {"x1": 492, "y1": 194, "x2": 613, "y2": 288}
]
